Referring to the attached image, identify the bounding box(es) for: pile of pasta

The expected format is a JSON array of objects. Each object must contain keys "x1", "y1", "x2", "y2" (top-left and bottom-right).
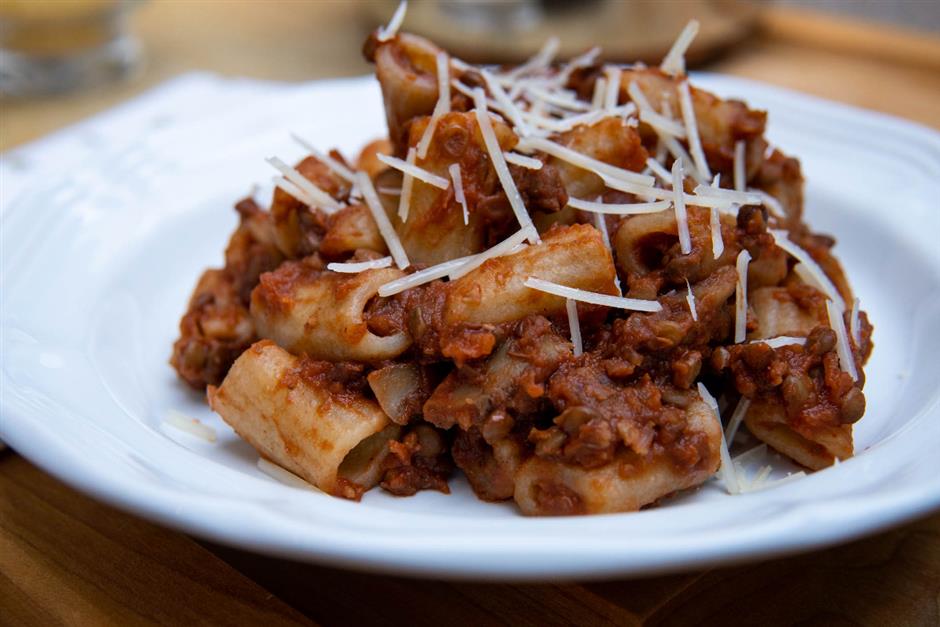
[{"x1": 171, "y1": 11, "x2": 872, "y2": 515}]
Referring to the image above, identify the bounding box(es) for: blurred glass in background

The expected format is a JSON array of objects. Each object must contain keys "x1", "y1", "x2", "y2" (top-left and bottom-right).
[{"x1": 0, "y1": 0, "x2": 142, "y2": 98}]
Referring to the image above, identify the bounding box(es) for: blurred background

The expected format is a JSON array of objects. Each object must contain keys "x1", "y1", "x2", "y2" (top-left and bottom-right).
[{"x1": 2, "y1": 0, "x2": 939, "y2": 151}]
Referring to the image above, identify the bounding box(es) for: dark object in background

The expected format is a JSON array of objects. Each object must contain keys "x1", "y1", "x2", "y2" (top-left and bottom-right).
[{"x1": 364, "y1": 0, "x2": 758, "y2": 66}]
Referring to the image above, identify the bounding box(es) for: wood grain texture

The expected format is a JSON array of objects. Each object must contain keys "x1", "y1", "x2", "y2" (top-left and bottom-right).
[
  {"x1": 0, "y1": 453, "x2": 314, "y2": 627},
  {"x1": 2, "y1": 452, "x2": 936, "y2": 626}
]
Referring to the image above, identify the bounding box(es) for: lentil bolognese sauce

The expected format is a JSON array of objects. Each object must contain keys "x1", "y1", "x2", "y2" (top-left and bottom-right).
[{"x1": 171, "y1": 4, "x2": 872, "y2": 515}]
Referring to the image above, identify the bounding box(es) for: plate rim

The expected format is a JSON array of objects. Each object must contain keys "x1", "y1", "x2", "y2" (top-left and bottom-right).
[{"x1": 3, "y1": 72, "x2": 940, "y2": 581}]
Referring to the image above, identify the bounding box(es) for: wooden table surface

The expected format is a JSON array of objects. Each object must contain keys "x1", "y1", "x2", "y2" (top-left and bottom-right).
[{"x1": 2, "y1": 3, "x2": 939, "y2": 625}]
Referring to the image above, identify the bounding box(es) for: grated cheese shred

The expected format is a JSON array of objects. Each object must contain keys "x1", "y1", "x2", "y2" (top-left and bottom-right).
[
  {"x1": 735, "y1": 249, "x2": 751, "y2": 343},
  {"x1": 850, "y1": 297, "x2": 862, "y2": 346},
  {"x1": 524, "y1": 277, "x2": 662, "y2": 312},
  {"x1": 751, "y1": 336, "x2": 807, "y2": 349},
  {"x1": 520, "y1": 136, "x2": 655, "y2": 186},
  {"x1": 448, "y1": 227, "x2": 533, "y2": 280},
  {"x1": 827, "y1": 300, "x2": 859, "y2": 381},
  {"x1": 770, "y1": 230, "x2": 846, "y2": 311},
  {"x1": 697, "y1": 382, "x2": 740, "y2": 495},
  {"x1": 416, "y1": 51, "x2": 451, "y2": 158},
  {"x1": 472, "y1": 87, "x2": 540, "y2": 244},
  {"x1": 377, "y1": 256, "x2": 472, "y2": 297},
  {"x1": 376, "y1": 152, "x2": 450, "y2": 189},
  {"x1": 566, "y1": 299, "x2": 583, "y2": 356},
  {"x1": 709, "y1": 206, "x2": 724, "y2": 260},
  {"x1": 273, "y1": 175, "x2": 315, "y2": 207},
  {"x1": 290, "y1": 133, "x2": 357, "y2": 183},
  {"x1": 592, "y1": 211, "x2": 622, "y2": 295},
  {"x1": 678, "y1": 80, "x2": 712, "y2": 182},
  {"x1": 685, "y1": 278, "x2": 698, "y2": 321},
  {"x1": 591, "y1": 77, "x2": 608, "y2": 110},
  {"x1": 357, "y1": 171, "x2": 410, "y2": 270},
  {"x1": 661, "y1": 19, "x2": 700, "y2": 76},
  {"x1": 376, "y1": 0, "x2": 407, "y2": 42},
  {"x1": 266, "y1": 157, "x2": 341, "y2": 210},
  {"x1": 733, "y1": 139, "x2": 746, "y2": 192},
  {"x1": 327, "y1": 257, "x2": 394, "y2": 273},
  {"x1": 504, "y1": 151, "x2": 543, "y2": 170},
  {"x1": 164, "y1": 409, "x2": 216, "y2": 442},
  {"x1": 397, "y1": 147, "x2": 417, "y2": 221},
  {"x1": 671, "y1": 158, "x2": 692, "y2": 254},
  {"x1": 603, "y1": 66, "x2": 622, "y2": 110},
  {"x1": 568, "y1": 196, "x2": 671, "y2": 215},
  {"x1": 449, "y1": 163, "x2": 469, "y2": 225},
  {"x1": 724, "y1": 397, "x2": 751, "y2": 444}
]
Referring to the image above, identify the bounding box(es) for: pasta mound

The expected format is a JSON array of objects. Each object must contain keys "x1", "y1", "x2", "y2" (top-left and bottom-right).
[{"x1": 171, "y1": 22, "x2": 872, "y2": 515}]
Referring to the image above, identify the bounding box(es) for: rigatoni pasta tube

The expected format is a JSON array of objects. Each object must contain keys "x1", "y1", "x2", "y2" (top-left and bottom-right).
[
  {"x1": 513, "y1": 399, "x2": 720, "y2": 515},
  {"x1": 251, "y1": 262, "x2": 411, "y2": 362},
  {"x1": 444, "y1": 223, "x2": 617, "y2": 326},
  {"x1": 208, "y1": 341, "x2": 395, "y2": 495}
]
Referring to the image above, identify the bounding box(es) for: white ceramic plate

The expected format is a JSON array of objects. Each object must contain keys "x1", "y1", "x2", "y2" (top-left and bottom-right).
[{"x1": 2, "y1": 73, "x2": 939, "y2": 581}]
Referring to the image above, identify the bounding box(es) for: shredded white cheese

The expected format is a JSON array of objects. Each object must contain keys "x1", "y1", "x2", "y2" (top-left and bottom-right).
[
  {"x1": 750, "y1": 189, "x2": 786, "y2": 218},
  {"x1": 645, "y1": 157, "x2": 672, "y2": 185},
  {"x1": 604, "y1": 66, "x2": 622, "y2": 110},
  {"x1": 377, "y1": 186, "x2": 402, "y2": 196},
  {"x1": 257, "y1": 458, "x2": 322, "y2": 492},
  {"x1": 592, "y1": 211, "x2": 622, "y2": 295},
  {"x1": 415, "y1": 51, "x2": 451, "y2": 159},
  {"x1": 520, "y1": 136, "x2": 655, "y2": 186},
  {"x1": 747, "y1": 470, "x2": 806, "y2": 492},
  {"x1": 735, "y1": 249, "x2": 751, "y2": 343},
  {"x1": 376, "y1": 0, "x2": 407, "y2": 42},
  {"x1": 745, "y1": 465, "x2": 774, "y2": 492},
  {"x1": 671, "y1": 158, "x2": 692, "y2": 255},
  {"x1": 524, "y1": 277, "x2": 662, "y2": 312},
  {"x1": 591, "y1": 77, "x2": 607, "y2": 110},
  {"x1": 566, "y1": 299, "x2": 583, "y2": 356},
  {"x1": 698, "y1": 382, "x2": 740, "y2": 495},
  {"x1": 448, "y1": 163, "x2": 469, "y2": 225},
  {"x1": 290, "y1": 133, "x2": 357, "y2": 184},
  {"x1": 692, "y1": 184, "x2": 761, "y2": 206},
  {"x1": 551, "y1": 46, "x2": 601, "y2": 87},
  {"x1": 327, "y1": 257, "x2": 394, "y2": 273},
  {"x1": 684, "y1": 278, "x2": 698, "y2": 321},
  {"x1": 568, "y1": 196, "x2": 671, "y2": 215},
  {"x1": 678, "y1": 80, "x2": 712, "y2": 182},
  {"x1": 272, "y1": 175, "x2": 316, "y2": 207},
  {"x1": 850, "y1": 297, "x2": 861, "y2": 346},
  {"x1": 661, "y1": 19, "x2": 700, "y2": 76},
  {"x1": 266, "y1": 157, "x2": 341, "y2": 210},
  {"x1": 377, "y1": 256, "x2": 472, "y2": 297},
  {"x1": 724, "y1": 396, "x2": 751, "y2": 444},
  {"x1": 769, "y1": 230, "x2": 846, "y2": 311},
  {"x1": 504, "y1": 152, "x2": 543, "y2": 170},
  {"x1": 733, "y1": 443, "x2": 768, "y2": 466},
  {"x1": 500, "y1": 36, "x2": 559, "y2": 81},
  {"x1": 397, "y1": 147, "x2": 417, "y2": 221},
  {"x1": 827, "y1": 300, "x2": 859, "y2": 381},
  {"x1": 376, "y1": 153, "x2": 449, "y2": 189},
  {"x1": 525, "y1": 84, "x2": 592, "y2": 112},
  {"x1": 472, "y1": 87, "x2": 540, "y2": 244},
  {"x1": 481, "y1": 68, "x2": 532, "y2": 137},
  {"x1": 448, "y1": 227, "x2": 534, "y2": 280},
  {"x1": 357, "y1": 171, "x2": 410, "y2": 270},
  {"x1": 734, "y1": 140, "x2": 746, "y2": 192},
  {"x1": 751, "y1": 336, "x2": 807, "y2": 349},
  {"x1": 709, "y1": 206, "x2": 724, "y2": 260},
  {"x1": 164, "y1": 409, "x2": 216, "y2": 442},
  {"x1": 627, "y1": 81, "x2": 687, "y2": 138}
]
